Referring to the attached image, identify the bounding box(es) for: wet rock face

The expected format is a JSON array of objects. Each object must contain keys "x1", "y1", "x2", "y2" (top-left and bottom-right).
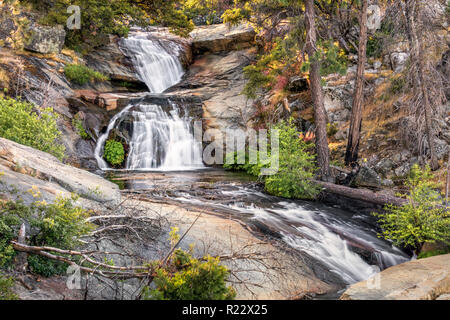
[
  {"x1": 24, "y1": 25, "x2": 66, "y2": 54},
  {"x1": 340, "y1": 254, "x2": 450, "y2": 300}
]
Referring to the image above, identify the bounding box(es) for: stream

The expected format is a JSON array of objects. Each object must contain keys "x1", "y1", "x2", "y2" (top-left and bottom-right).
[{"x1": 95, "y1": 30, "x2": 411, "y2": 295}]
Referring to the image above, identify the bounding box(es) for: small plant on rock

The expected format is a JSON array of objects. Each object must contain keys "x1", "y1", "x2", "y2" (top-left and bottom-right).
[
  {"x1": 64, "y1": 64, "x2": 108, "y2": 86},
  {"x1": 104, "y1": 140, "x2": 125, "y2": 167}
]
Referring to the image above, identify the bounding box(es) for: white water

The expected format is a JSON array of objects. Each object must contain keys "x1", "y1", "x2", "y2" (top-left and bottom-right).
[
  {"x1": 126, "y1": 103, "x2": 204, "y2": 170},
  {"x1": 121, "y1": 34, "x2": 184, "y2": 93},
  {"x1": 243, "y1": 201, "x2": 410, "y2": 284},
  {"x1": 95, "y1": 32, "x2": 204, "y2": 170},
  {"x1": 173, "y1": 188, "x2": 410, "y2": 285}
]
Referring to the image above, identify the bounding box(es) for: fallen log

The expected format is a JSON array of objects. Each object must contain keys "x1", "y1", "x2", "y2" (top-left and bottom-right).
[{"x1": 314, "y1": 180, "x2": 407, "y2": 207}]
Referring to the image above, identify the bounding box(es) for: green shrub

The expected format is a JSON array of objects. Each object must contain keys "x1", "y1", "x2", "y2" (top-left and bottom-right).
[
  {"x1": 64, "y1": 64, "x2": 108, "y2": 86},
  {"x1": 72, "y1": 118, "x2": 89, "y2": 139},
  {"x1": 374, "y1": 164, "x2": 450, "y2": 254},
  {"x1": 224, "y1": 119, "x2": 320, "y2": 200},
  {"x1": 0, "y1": 97, "x2": 65, "y2": 160},
  {"x1": 223, "y1": 149, "x2": 270, "y2": 177},
  {"x1": 263, "y1": 120, "x2": 321, "y2": 199},
  {"x1": 0, "y1": 273, "x2": 18, "y2": 300},
  {"x1": 0, "y1": 185, "x2": 93, "y2": 276},
  {"x1": 366, "y1": 36, "x2": 383, "y2": 58},
  {"x1": 143, "y1": 249, "x2": 236, "y2": 300},
  {"x1": 0, "y1": 199, "x2": 31, "y2": 268},
  {"x1": 389, "y1": 76, "x2": 406, "y2": 94},
  {"x1": 104, "y1": 140, "x2": 125, "y2": 167}
]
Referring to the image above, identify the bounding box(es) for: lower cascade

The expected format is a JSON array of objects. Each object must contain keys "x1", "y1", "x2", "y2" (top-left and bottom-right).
[
  {"x1": 126, "y1": 103, "x2": 203, "y2": 170},
  {"x1": 95, "y1": 101, "x2": 204, "y2": 171}
]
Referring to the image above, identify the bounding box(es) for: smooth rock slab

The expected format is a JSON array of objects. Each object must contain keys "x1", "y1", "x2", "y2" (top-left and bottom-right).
[
  {"x1": 0, "y1": 138, "x2": 120, "y2": 204},
  {"x1": 340, "y1": 254, "x2": 450, "y2": 300}
]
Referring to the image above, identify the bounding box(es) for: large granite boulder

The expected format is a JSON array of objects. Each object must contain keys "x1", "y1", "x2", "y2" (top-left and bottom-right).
[
  {"x1": 190, "y1": 23, "x2": 256, "y2": 55},
  {"x1": 0, "y1": 138, "x2": 120, "y2": 205},
  {"x1": 24, "y1": 25, "x2": 66, "y2": 54},
  {"x1": 340, "y1": 254, "x2": 450, "y2": 300},
  {"x1": 354, "y1": 165, "x2": 382, "y2": 188}
]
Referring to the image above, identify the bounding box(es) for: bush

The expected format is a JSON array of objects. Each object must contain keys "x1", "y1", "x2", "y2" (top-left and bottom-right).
[
  {"x1": 64, "y1": 64, "x2": 108, "y2": 86},
  {"x1": 0, "y1": 273, "x2": 18, "y2": 300},
  {"x1": 0, "y1": 97, "x2": 65, "y2": 160},
  {"x1": 264, "y1": 120, "x2": 321, "y2": 199},
  {"x1": 417, "y1": 248, "x2": 450, "y2": 260},
  {"x1": 374, "y1": 164, "x2": 450, "y2": 254},
  {"x1": 0, "y1": 198, "x2": 31, "y2": 268},
  {"x1": 224, "y1": 119, "x2": 320, "y2": 200},
  {"x1": 143, "y1": 248, "x2": 235, "y2": 300},
  {"x1": 104, "y1": 140, "x2": 125, "y2": 167},
  {"x1": 0, "y1": 184, "x2": 93, "y2": 276}
]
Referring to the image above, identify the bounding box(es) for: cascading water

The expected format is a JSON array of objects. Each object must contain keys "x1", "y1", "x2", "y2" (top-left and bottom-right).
[
  {"x1": 126, "y1": 103, "x2": 203, "y2": 170},
  {"x1": 95, "y1": 31, "x2": 204, "y2": 171},
  {"x1": 120, "y1": 33, "x2": 184, "y2": 93},
  {"x1": 164, "y1": 182, "x2": 410, "y2": 285}
]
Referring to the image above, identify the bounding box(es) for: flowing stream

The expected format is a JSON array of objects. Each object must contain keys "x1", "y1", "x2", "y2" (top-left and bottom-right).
[
  {"x1": 119, "y1": 170, "x2": 410, "y2": 286},
  {"x1": 97, "y1": 31, "x2": 411, "y2": 291}
]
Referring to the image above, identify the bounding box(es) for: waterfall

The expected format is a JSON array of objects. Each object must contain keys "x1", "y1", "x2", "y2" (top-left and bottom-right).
[
  {"x1": 121, "y1": 33, "x2": 184, "y2": 93},
  {"x1": 126, "y1": 103, "x2": 204, "y2": 171},
  {"x1": 95, "y1": 32, "x2": 204, "y2": 171}
]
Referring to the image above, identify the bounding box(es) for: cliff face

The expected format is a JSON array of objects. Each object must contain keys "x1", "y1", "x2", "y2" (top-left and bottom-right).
[{"x1": 0, "y1": 20, "x2": 258, "y2": 170}]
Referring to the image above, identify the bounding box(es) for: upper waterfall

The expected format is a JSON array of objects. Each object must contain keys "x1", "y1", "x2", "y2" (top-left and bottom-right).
[{"x1": 121, "y1": 33, "x2": 184, "y2": 93}]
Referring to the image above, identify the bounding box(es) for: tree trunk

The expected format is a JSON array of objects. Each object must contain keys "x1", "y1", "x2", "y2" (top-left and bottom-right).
[
  {"x1": 405, "y1": 0, "x2": 439, "y2": 170},
  {"x1": 345, "y1": 0, "x2": 368, "y2": 166},
  {"x1": 313, "y1": 180, "x2": 407, "y2": 207},
  {"x1": 304, "y1": 0, "x2": 331, "y2": 181}
]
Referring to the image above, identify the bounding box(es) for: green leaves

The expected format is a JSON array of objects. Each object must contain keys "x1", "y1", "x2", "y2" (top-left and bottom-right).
[
  {"x1": 224, "y1": 119, "x2": 320, "y2": 200},
  {"x1": 144, "y1": 250, "x2": 236, "y2": 300},
  {"x1": 0, "y1": 97, "x2": 65, "y2": 160},
  {"x1": 0, "y1": 273, "x2": 18, "y2": 300},
  {"x1": 104, "y1": 140, "x2": 125, "y2": 167},
  {"x1": 374, "y1": 164, "x2": 450, "y2": 252},
  {"x1": 64, "y1": 64, "x2": 109, "y2": 86},
  {"x1": 263, "y1": 119, "x2": 320, "y2": 199},
  {"x1": 0, "y1": 188, "x2": 93, "y2": 276}
]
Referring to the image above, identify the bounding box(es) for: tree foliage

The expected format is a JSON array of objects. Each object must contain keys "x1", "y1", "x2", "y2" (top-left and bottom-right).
[
  {"x1": 22, "y1": 0, "x2": 195, "y2": 52},
  {"x1": 374, "y1": 164, "x2": 450, "y2": 253},
  {"x1": 224, "y1": 119, "x2": 320, "y2": 200}
]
